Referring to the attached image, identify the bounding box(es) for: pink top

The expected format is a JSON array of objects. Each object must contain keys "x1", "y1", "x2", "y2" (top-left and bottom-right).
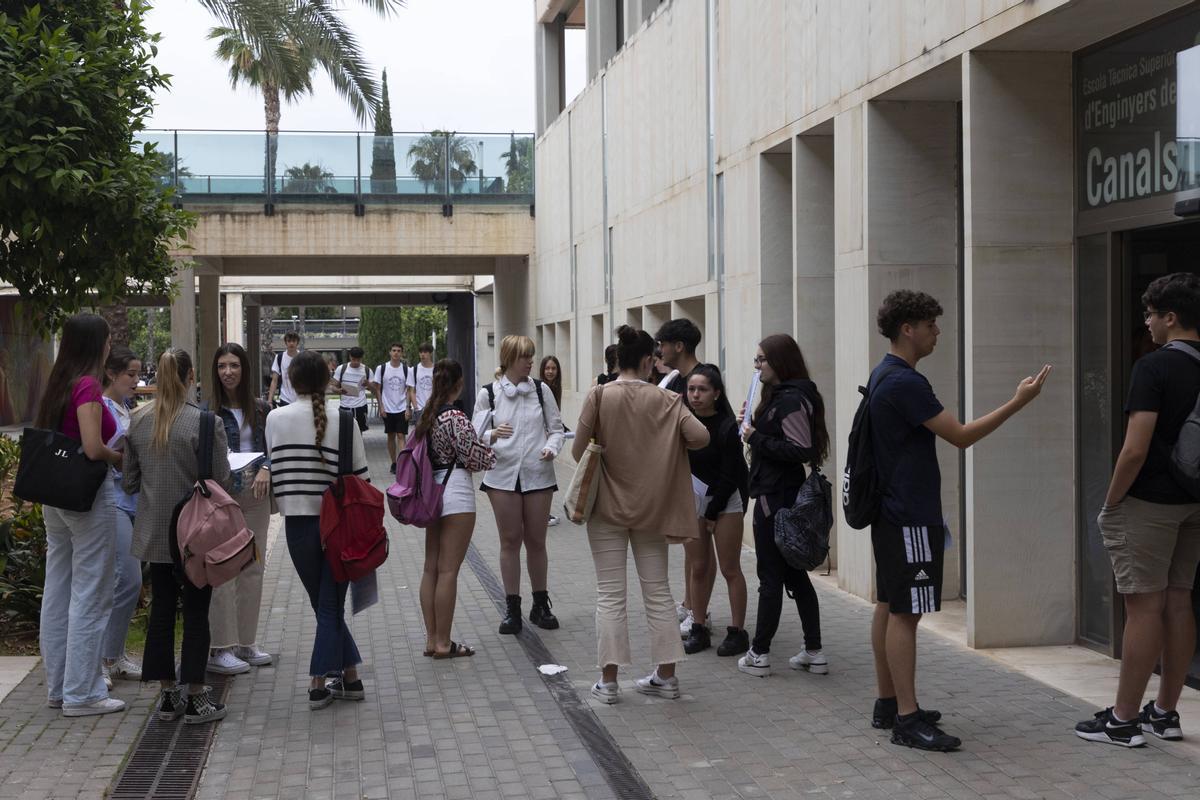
[{"x1": 62, "y1": 376, "x2": 117, "y2": 443}]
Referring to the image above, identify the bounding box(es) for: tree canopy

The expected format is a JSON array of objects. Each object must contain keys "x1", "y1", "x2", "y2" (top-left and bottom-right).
[
  {"x1": 358, "y1": 305, "x2": 448, "y2": 368},
  {"x1": 0, "y1": 0, "x2": 194, "y2": 333}
]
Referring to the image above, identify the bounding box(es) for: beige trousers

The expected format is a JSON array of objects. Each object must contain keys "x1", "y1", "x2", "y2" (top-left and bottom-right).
[
  {"x1": 586, "y1": 518, "x2": 685, "y2": 669},
  {"x1": 208, "y1": 489, "x2": 272, "y2": 648}
]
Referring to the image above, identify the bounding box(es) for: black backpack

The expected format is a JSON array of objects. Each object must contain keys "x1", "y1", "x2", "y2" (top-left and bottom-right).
[
  {"x1": 775, "y1": 467, "x2": 833, "y2": 571},
  {"x1": 1165, "y1": 342, "x2": 1200, "y2": 500},
  {"x1": 842, "y1": 364, "x2": 901, "y2": 529}
]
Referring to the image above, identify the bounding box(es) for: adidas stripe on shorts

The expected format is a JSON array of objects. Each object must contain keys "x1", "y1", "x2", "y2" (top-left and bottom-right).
[{"x1": 871, "y1": 519, "x2": 946, "y2": 614}]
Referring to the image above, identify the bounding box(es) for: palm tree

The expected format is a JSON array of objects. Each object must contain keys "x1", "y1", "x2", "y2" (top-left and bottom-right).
[
  {"x1": 501, "y1": 134, "x2": 533, "y2": 193},
  {"x1": 407, "y1": 131, "x2": 477, "y2": 194},
  {"x1": 203, "y1": 0, "x2": 404, "y2": 186},
  {"x1": 280, "y1": 162, "x2": 335, "y2": 193}
]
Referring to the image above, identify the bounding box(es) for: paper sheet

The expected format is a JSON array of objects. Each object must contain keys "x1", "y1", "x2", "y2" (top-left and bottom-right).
[
  {"x1": 538, "y1": 664, "x2": 568, "y2": 676},
  {"x1": 228, "y1": 451, "x2": 264, "y2": 472},
  {"x1": 658, "y1": 369, "x2": 680, "y2": 389},
  {"x1": 692, "y1": 476, "x2": 709, "y2": 516},
  {"x1": 342, "y1": 382, "x2": 362, "y2": 397},
  {"x1": 742, "y1": 370, "x2": 761, "y2": 434}
]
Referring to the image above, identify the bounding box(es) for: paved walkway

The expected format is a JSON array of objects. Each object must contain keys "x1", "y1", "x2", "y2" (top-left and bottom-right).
[{"x1": 1, "y1": 427, "x2": 1199, "y2": 798}]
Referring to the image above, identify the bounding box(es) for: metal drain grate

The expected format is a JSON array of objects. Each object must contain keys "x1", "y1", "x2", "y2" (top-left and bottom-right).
[
  {"x1": 465, "y1": 544, "x2": 657, "y2": 800},
  {"x1": 109, "y1": 673, "x2": 231, "y2": 800}
]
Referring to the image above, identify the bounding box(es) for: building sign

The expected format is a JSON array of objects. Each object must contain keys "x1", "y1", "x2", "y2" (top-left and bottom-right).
[{"x1": 1078, "y1": 9, "x2": 1200, "y2": 210}]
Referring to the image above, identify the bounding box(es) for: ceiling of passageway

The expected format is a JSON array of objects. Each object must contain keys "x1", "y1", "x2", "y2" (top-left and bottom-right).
[{"x1": 192, "y1": 255, "x2": 518, "y2": 277}]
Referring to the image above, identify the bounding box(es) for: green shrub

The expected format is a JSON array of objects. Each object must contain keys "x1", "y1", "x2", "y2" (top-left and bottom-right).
[{"x1": 0, "y1": 435, "x2": 47, "y2": 633}]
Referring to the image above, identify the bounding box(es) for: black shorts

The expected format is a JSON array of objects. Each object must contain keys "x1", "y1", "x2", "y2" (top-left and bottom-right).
[
  {"x1": 351, "y1": 405, "x2": 368, "y2": 432},
  {"x1": 871, "y1": 519, "x2": 946, "y2": 614},
  {"x1": 480, "y1": 475, "x2": 558, "y2": 495},
  {"x1": 383, "y1": 412, "x2": 409, "y2": 435}
]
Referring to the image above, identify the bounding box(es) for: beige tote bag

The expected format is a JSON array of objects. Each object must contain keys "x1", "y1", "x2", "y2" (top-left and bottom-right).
[{"x1": 563, "y1": 386, "x2": 604, "y2": 525}]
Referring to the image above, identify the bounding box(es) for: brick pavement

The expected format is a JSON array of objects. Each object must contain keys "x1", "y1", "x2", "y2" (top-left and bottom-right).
[{"x1": 2, "y1": 427, "x2": 1199, "y2": 799}]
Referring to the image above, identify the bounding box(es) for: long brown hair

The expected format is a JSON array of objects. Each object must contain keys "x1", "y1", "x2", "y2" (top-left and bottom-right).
[
  {"x1": 754, "y1": 334, "x2": 830, "y2": 465},
  {"x1": 36, "y1": 313, "x2": 110, "y2": 430},
  {"x1": 413, "y1": 359, "x2": 463, "y2": 441},
  {"x1": 288, "y1": 350, "x2": 331, "y2": 463},
  {"x1": 152, "y1": 349, "x2": 194, "y2": 450},
  {"x1": 539, "y1": 355, "x2": 562, "y2": 407}
]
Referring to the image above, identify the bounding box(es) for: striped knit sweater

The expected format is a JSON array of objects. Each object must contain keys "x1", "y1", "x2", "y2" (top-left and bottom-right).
[{"x1": 264, "y1": 397, "x2": 370, "y2": 516}]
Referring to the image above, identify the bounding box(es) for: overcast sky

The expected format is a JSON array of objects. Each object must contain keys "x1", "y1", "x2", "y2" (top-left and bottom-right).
[{"x1": 147, "y1": 0, "x2": 586, "y2": 133}]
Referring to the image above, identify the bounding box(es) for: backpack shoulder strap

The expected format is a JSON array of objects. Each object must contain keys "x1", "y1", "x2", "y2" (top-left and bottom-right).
[
  {"x1": 1166, "y1": 341, "x2": 1200, "y2": 366},
  {"x1": 274, "y1": 351, "x2": 283, "y2": 372},
  {"x1": 484, "y1": 382, "x2": 495, "y2": 411},
  {"x1": 198, "y1": 410, "x2": 214, "y2": 481},
  {"x1": 336, "y1": 364, "x2": 347, "y2": 383},
  {"x1": 532, "y1": 379, "x2": 549, "y2": 431},
  {"x1": 338, "y1": 407, "x2": 353, "y2": 476}
]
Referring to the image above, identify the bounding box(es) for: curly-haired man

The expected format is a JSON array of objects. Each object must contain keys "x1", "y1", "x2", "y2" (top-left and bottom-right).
[{"x1": 868, "y1": 290, "x2": 1051, "y2": 751}]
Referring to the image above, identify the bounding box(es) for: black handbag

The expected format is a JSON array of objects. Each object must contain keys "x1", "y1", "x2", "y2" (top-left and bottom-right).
[
  {"x1": 773, "y1": 467, "x2": 833, "y2": 572},
  {"x1": 13, "y1": 426, "x2": 109, "y2": 512}
]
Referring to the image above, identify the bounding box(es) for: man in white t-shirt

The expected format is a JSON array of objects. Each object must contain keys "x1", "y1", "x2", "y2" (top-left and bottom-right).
[
  {"x1": 267, "y1": 331, "x2": 301, "y2": 408},
  {"x1": 370, "y1": 342, "x2": 411, "y2": 473},
  {"x1": 406, "y1": 341, "x2": 436, "y2": 419},
  {"x1": 332, "y1": 346, "x2": 371, "y2": 432}
]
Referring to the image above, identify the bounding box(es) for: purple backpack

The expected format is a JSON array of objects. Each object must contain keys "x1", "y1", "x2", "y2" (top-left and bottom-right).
[{"x1": 387, "y1": 433, "x2": 454, "y2": 527}]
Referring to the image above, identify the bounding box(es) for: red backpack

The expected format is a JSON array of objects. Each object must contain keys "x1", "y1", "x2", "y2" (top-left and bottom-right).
[{"x1": 319, "y1": 409, "x2": 388, "y2": 582}]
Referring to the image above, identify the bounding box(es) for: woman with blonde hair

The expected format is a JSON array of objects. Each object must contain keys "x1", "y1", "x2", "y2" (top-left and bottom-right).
[
  {"x1": 474, "y1": 335, "x2": 565, "y2": 634},
  {"x1": 573, "y1": 326, "x2": 709, "y2": 703},
  {"x1": 125, "y1": 348, "x2": 232, "y2": 724}
]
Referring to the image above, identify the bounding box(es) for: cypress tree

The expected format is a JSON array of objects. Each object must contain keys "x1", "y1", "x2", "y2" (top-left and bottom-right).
[{"x1": 370, "y1": 70, "x2": 397, "y2": 193}]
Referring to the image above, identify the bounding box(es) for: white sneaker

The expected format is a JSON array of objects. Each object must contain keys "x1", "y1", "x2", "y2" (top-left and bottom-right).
[
  {"x1": 738, "y1": 649, "x2": 771, "y2": 677},
  {"x1": 207, "y1": 648, "x2": 251, "y2": 675},
  {"x1": 679, "y1": 611, "x2": 694, "y2": 637},
  {"x1": 101, "y1": 662, "x2": 113, "y2": 690},
  {"x1": 634, "y1": 670, "x2": 680, "y2": 700},
  {"x1": 547, "y1": 515, "x2": 560, "y2": 527},
  {"x1": 788, "y1": 649, "x2": 828, "y2": 674},
  {"x1": 63, "y1": 697, "x2": 126, "y2": 717},
  {"x1": 108, "y1": 654, "x2": 143, "y2": 681},
  {"x1": 234, "y1": 645, "x2": 273, "y2": 666},
  {"x1": 676, "y1": 603, "x2": 689, "y2": 623},
  {"x1": 590, "y1": 681, "x2": 620, "y2": 704}
]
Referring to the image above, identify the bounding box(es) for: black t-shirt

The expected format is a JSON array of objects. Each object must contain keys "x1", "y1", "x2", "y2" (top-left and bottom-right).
[
  {"x1": 1125, "y1": 340, "x2": 1200, "y2": 504},
  {"x1": 662, "y1": 364, "x2": 699, "y2": 396},
  {"x1": 868, "y1": 354, "x2": 945, "y2": 526}
]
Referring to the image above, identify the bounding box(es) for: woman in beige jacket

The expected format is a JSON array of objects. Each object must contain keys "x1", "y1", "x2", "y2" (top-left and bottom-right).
[{"x1": 572, "y1": 325, "x2": 709, "y2": 704}]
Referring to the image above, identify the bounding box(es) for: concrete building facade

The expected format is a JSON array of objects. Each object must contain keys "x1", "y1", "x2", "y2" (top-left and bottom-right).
[{"x1": 531, "y1": 0, "x2": 1200, "y2": 677}]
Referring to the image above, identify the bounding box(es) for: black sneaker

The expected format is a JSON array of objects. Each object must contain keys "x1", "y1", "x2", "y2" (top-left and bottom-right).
[
  {"x1": 389, "y1": 462, "x2": 397, "y2": 474},
  {"x1": 1075, "y1": 708, "x2": 1146, "y2": 747},
  {"x1": 328, "y1": 677, "x2": 365, "y2": 701},
  {"x1": 1140, "y1": 702, "x2": 1183, "y2": 741},
  {"x1": 184, "y1": 690, "x2": 227, "y2": 725},
  {"x1": 309, "y1": 686, "x2": 334, "y2": 710},
  {"x1": 716, "y1": 627, "x2": 750, "y2": 657},
  {"x1": 871, "y1": 697, "x2": 942, "y2": 730},
  {"x1": 891, "y1": 713, "x2": 961, "y2": 752},
  {"x1": 157, "y1": 686, "x2": 185, "y2": 722},
  {"x1": 683, "y1": 622, "x2": 711, "y2": 654}
]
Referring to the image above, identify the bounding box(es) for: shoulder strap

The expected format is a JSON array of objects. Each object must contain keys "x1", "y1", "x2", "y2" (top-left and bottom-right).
[
  {"x1": 337, "y1": 407, "x2": 353, "y2": 476},
  {"x1": 1166, "y1": 341, "x2": 1200, "y2": 366},
  {"x1": 592, "y1": 384, "x2": 604, "y2": 445},
  {"x1": 532, "y1": 379, "x2": 549, "y2": 432},
  {"x1": 198, "y1": 411, "x2": 214, "y2": 481},
  {"x1": 485, "y1": 382, "x2": 495, "y2": 411},
  {"x1": 377, "y1": 363, "x2": 385, "y2": 381},
  {"x1": 337, "y1": 364, "x2": 347, "y2": 383}
]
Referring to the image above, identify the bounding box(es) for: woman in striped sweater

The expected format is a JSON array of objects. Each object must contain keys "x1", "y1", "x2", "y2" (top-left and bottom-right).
[{"x1": 264, "y1": 351, "x2": 370, "y2": 710}]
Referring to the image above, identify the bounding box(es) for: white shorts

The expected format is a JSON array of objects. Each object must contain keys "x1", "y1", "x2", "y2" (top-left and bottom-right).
[
  {"x1": 433, "y1": 467, "x2": 476, "y2": 517},
  {"x1": 700, "y1": 493, "x2": 743, "y2": 518}
]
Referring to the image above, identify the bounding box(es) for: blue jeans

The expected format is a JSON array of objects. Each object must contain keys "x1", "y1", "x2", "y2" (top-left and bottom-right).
[
  {"x1": 285, "y1": 516, "x2": 361, "y2": 677},
  {"x1": 41, "y1": 482, "x2": 117, "y2": 706},
  {"x1": 102, "y1": 509, "x2": 142, "y2": 661}
]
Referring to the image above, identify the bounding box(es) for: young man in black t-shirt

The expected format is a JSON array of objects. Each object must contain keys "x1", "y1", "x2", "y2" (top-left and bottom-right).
[
  {"x1": 1076, "y1": 273, "x2": 1200, "y2": 748},
  {"x1": 869, "y1": 291, "x2": 1050, "y2": 752}
]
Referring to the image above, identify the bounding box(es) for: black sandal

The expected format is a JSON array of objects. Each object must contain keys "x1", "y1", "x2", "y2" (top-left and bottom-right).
[{"x1": 431, "y1": 641, "x2": 475, "y2": 659}]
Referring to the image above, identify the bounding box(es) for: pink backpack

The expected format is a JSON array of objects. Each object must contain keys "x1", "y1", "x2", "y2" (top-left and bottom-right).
[
  {"x1": 387, "y1": 419, "x2": 454, "y2": 528},
  {"x1": 171, "y1": 412, "x2": 256, "y2": 588}
]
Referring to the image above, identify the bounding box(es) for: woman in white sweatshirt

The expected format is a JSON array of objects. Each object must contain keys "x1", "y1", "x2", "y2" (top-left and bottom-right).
[
  {"x1": 264, "y1": 351, "x2": 370, "y2": 711},
  {"x1": 473, "y1": 335, "x2": 566, "y2": 635}
]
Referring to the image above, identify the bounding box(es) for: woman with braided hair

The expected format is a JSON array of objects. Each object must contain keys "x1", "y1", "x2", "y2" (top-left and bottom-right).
[{"x1": 264, "y1": 350, "x2": 371, "y2": 710}]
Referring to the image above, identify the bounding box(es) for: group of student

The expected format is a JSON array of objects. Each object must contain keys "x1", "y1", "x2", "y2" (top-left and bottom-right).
[{"x1": 34, "y1": 270, "x2": 1200, "y2": 755}]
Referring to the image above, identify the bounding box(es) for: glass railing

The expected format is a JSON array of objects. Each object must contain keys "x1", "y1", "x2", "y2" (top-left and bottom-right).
[{"x1": 134, "y1": 130, "x2": 535, "y2": 206}]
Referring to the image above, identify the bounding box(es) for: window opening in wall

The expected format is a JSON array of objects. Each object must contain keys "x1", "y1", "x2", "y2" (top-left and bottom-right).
[
  {"x1": 644, "y1": 302, "x2": 670, "y2": 339},
  {"x1": 554, "y1": 320, "x2": 573, "y2": 392},
  {"x1": 591, "y1": 313, "x2": 606, "y2": 379},
  {"x1": 626, "y1": 306, "x2": 642, "y2": 331},
  {"x1": 671, "y1": 296, "x2": 707, "y2": 363},
  {"x1": 564, "y1": 28, "x2": 586, "y2": 106}
]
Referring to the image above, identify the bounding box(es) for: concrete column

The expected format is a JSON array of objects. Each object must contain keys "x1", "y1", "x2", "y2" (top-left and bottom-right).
[
  {"x1": 962, "y1": 52, "x2": 1074, "y2": 648},
  {"x1": 245, "y1": 304, "x2": 263, "y2": 399},
  {"x1": 493, "y1": 257, "x2": 530, "y2": 345},
  {"x1": 832, "y1": 99, "x2": 961, "y2": 601},
  {"x1": 623, "y1": 0, "x2": 657, "y2": 39},
  {"x1": 535, "y1": 19, "x2": 566, "y2": 137},
  {"x1": 224, "y1": 292, "x2": 244, "y2": 345},
  {"x1": 586, "y1": 0, "x2": 619, "y2": 80},
  {"x1": 198, "y1": 275, "x2": 221, "y2": 404},
  {"x1": 446, "y1": 293, "x2": 476, "y2": 406},
  {"x1": 793, "y1": 134, "x2": 836, "y2": 564},
  {"x1": 170, "y1": 263, "x2": 196, "y2": 354}
]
